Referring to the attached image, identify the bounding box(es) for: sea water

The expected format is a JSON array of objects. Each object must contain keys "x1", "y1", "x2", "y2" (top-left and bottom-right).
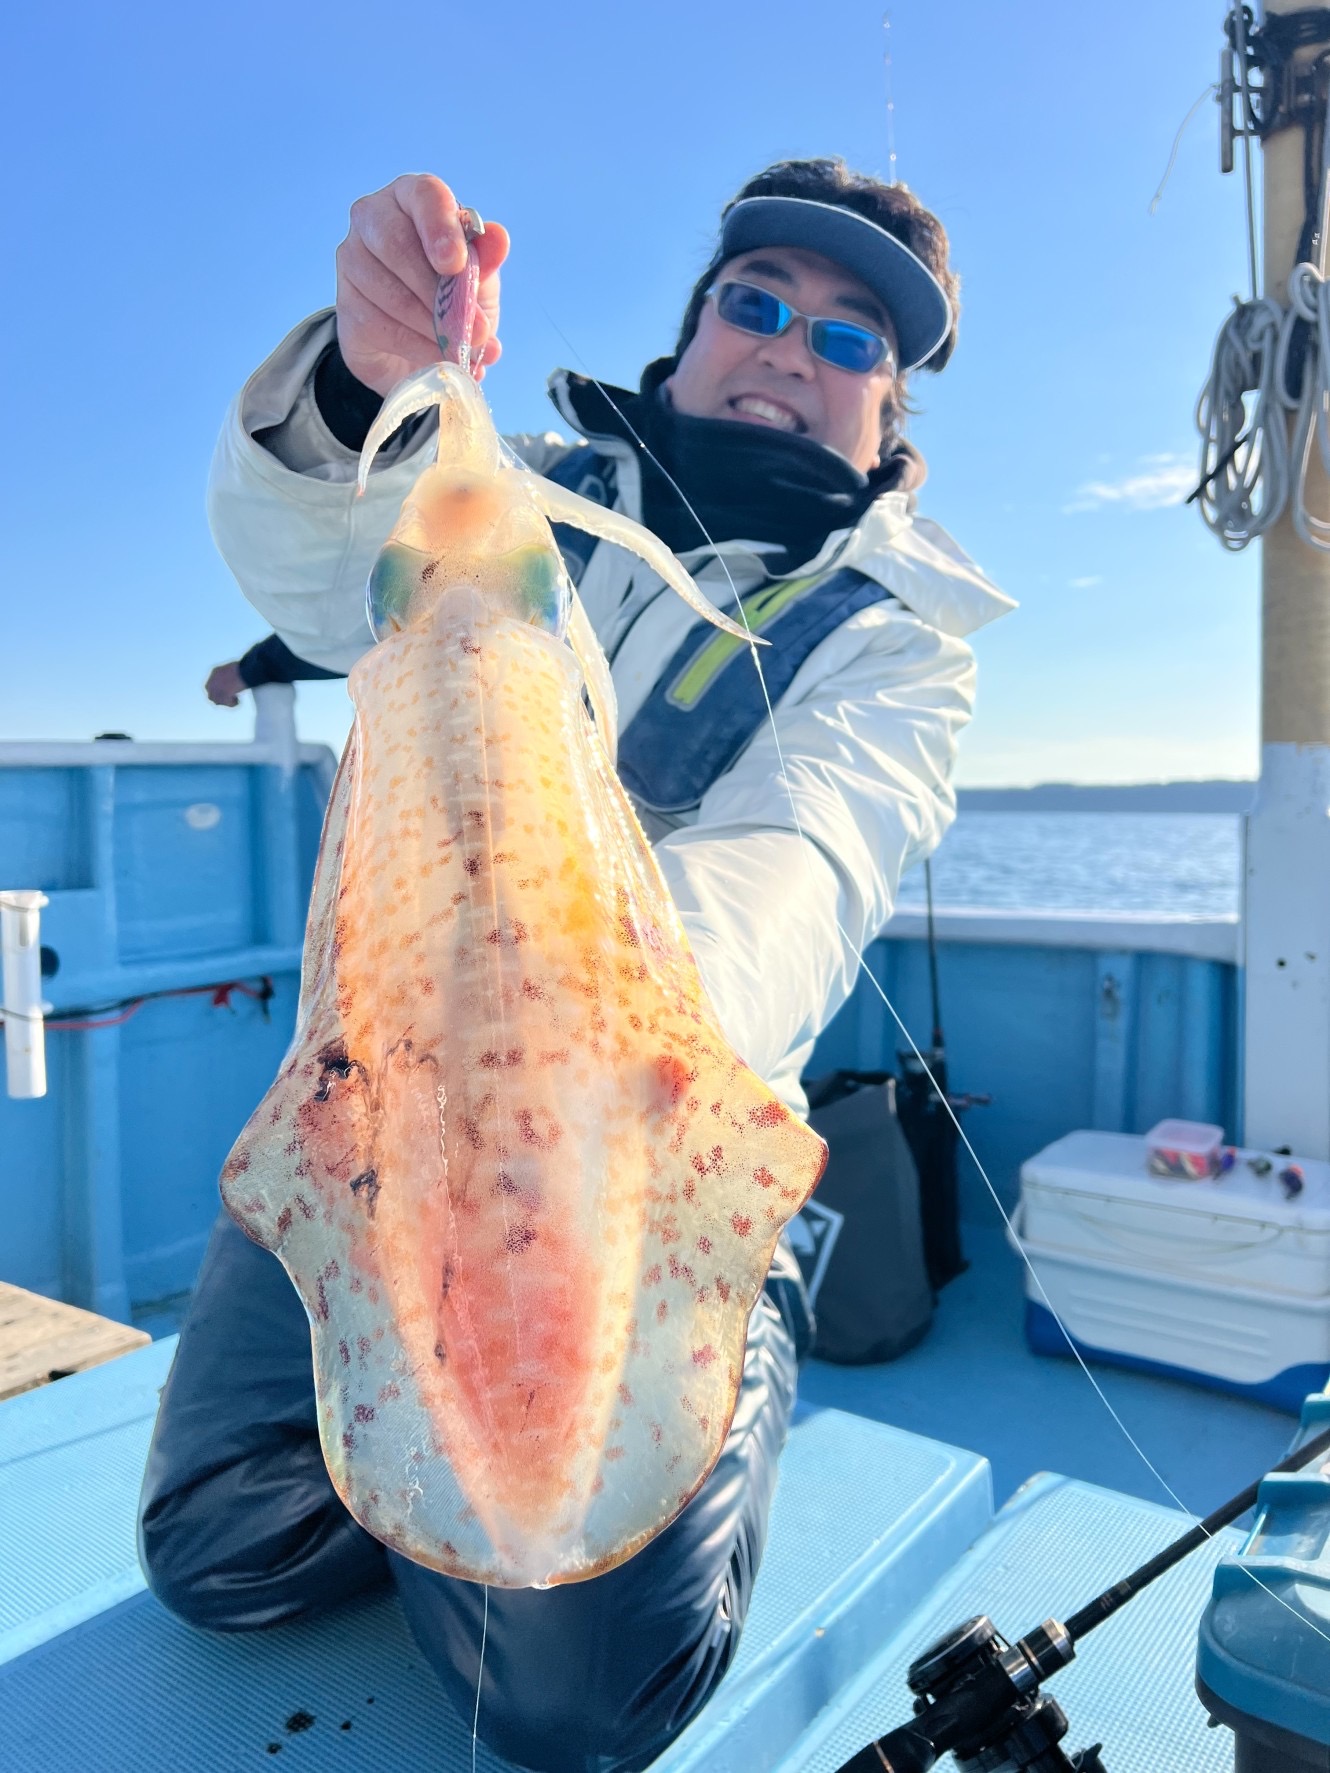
[{"x1": 897, "y1": 813, "x2": 1240, "y2": 917}]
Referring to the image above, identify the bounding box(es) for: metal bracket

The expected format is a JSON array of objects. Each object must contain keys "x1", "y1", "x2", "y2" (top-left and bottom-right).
[
  {"x1": 1, "y1": 890, "x2": 50, "y2": 1099},
  {"x1": 1221, "y1": 3, "x2": 1330, "y2": 169}
]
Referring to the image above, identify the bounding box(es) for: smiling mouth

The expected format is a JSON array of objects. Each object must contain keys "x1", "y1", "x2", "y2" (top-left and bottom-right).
[{"x1": 727, "y1": 396, "x2": 806, "y2": 435}]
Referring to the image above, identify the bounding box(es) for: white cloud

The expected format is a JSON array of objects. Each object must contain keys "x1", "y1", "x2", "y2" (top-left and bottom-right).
[
  {"x1": 1068, "y1": 575, "x2": 1102, "y2": 589},
  {"x1": 1064, "y1": 453, "x2": 1196, "y2": 514}
]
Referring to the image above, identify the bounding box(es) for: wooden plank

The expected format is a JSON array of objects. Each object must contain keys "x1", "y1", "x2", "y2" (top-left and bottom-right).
[{"x1": 0, "y1": 1282, "x2": 150, "y2": 1402}]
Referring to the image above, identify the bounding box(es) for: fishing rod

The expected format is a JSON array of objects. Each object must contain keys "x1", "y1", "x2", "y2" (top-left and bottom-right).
[{"x1": 834, "y1": 1419, "x2": 1330, "y2": 1772}]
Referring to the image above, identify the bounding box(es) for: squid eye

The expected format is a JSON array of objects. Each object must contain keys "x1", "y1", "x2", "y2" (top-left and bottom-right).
[
  {"x1": 510, "y1": 545, "x2": 568, "y2": 636},
  {"x1": 367, "y1": 542, "x2": 433, "y2": 637}
]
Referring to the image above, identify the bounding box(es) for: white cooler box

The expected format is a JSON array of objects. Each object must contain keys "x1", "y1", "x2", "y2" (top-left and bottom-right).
[{"x1": 1016, "y1": 1130, "x2": 1330, "y2": 1410}]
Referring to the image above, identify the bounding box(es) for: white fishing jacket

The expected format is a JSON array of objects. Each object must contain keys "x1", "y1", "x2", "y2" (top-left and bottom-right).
[{"x1": 208, "y1": 312, "x2": 1014, "y2": 1112}]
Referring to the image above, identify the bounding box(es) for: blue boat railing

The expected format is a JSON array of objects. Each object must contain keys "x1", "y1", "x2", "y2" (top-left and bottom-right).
[
  {"x1": 817, "y1": 904, "x2": 1240, "y2": 1222},
  {"x1": 0, "y1": 687, "x2": 334, "y2": 1320},
  {"x1": 0, "y1": 688, "x2": 1241, "y2": 1322}
]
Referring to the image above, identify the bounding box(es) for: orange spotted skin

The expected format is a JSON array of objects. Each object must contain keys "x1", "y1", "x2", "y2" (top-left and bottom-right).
[{"x1": 221, "y1": 481, "x2": 826, "y2": 1589}]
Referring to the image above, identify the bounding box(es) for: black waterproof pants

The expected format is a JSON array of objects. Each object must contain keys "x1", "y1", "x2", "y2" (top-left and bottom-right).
[{"x1": 138, "y1": 1212, "x2": 805, "y2": 1773}]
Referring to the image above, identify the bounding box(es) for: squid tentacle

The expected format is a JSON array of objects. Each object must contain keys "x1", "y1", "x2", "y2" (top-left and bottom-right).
[
  {"x1": 567, "y1": 589, "x2": 619, "y2": 761},
  {"x1": 358, "y1": 363, "x2": 501, "y2": 492},
  {"x1": 526, "y1": 476, "x2": 766, "y2": 645}
]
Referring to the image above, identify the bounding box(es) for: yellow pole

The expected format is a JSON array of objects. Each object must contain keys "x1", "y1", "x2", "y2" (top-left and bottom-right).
[
  {"x1": 1261, "y1": 18, "x2": 1330, "y2": 747},
  {"x1": 1245, "y1": 2, "x2": 1330, "y2": 1156}
]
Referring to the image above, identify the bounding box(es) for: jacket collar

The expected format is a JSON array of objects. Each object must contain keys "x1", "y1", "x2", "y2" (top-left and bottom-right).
[
  {"x1": 545, "y1": 368, "x2": 1014, "y2": 639},
  {"x1": 547, "y1": 369, "x2": 647, "y2": 517}
]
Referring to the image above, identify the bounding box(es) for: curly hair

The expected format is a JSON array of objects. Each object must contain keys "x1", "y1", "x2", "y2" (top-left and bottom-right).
[{"x1": 674, "y1": 157, "x2": 960, "y2": 452}]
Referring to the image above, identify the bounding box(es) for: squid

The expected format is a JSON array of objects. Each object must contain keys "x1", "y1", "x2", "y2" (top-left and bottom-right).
[{"x1": 220, "y1": 308, "x2": 826, "y2": 1588}]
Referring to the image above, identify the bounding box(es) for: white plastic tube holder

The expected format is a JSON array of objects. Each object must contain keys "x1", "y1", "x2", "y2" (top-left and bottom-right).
[
  {"x1": 252, "y1": 681, "x2": 299, "y2": 776},
  {"x1": 1, "y1": 889, "x2": 50, "y2": 1099}
]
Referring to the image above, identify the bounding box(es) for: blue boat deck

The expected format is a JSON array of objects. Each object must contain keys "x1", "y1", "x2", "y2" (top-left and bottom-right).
[
  {"x1": 0, "y1": 1118, "x2": 1302, "y2": 1773},
  {"x1": 0, "y1": 1343, "x2": 994, "y2": 1771},
  {"x1": 0, "y1": 1323, "x2": 1255, "y2": 1773},
  {"x1": 801, "y1": 1218, "x2": 1296, "y2": 1518}
]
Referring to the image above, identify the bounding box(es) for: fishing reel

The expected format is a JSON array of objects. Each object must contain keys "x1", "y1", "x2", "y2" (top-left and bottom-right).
[
  {"x1": 839, "y1": 1614, "x2": 1104, "y2": 1773},
  {"x1": 837, "y1": 1417, "x2": 1330, "y2": 1773}
]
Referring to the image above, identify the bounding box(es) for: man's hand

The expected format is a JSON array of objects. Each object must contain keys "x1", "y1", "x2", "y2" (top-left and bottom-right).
[
  {"x1": 335, "y1": 174, "x2": 510, "y2": 396},
  {"x1": 206, "y1": 662, "x2": 246, "y2": 707}
]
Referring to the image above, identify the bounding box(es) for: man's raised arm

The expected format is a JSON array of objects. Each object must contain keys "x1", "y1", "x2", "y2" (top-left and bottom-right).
[{"x1": 206, "y1": 175, "x2": 510, "y2": 673}]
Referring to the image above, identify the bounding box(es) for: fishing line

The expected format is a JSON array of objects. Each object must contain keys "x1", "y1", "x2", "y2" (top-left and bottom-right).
[
  {"x1": 535, "y1": 307, "x2": 1330, "y2": 1651},
  {"x1": 536, "y1": 310, "x2": 1181, "y2": 1502},
  {"x1": 1147, "y1": 82, "x2": 1219, "y2": 217},
  {"x1": 471, "y1": 1582, "x2": 489, "y2": 1773},
  {"x1": 882, "y1": 13, "x2": 898, "y2": 187}
]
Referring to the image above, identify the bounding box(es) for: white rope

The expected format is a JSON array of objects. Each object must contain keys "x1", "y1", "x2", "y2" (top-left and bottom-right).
[
  {"x1": 1148, "y1": 83, "x2": 1219, "y2": 218},
  {"x1": 1196, "y1": 12, "x2": 1330, "y2": 551},
  {"x1": 1194, "y1": 292, "x2": 1291, "y2": 548},
  {"x1": 1193, "y1": 266, "x2": 1330, "y2": 552}
]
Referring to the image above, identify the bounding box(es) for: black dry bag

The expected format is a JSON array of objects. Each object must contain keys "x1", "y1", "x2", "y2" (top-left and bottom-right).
[{"x1": 791, "y1": 1070, "x2": 934, "y2": 1365}]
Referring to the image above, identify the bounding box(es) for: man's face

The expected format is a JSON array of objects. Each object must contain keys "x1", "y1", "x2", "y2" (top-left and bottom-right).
[{"x1": 663, "y1": 245, "x2": 900, "y2": 473}]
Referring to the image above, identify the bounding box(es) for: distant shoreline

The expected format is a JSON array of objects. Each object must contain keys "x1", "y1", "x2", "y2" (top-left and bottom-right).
[{"x1": 955, "y1": 781, "x2": 1254, "y2": 813}]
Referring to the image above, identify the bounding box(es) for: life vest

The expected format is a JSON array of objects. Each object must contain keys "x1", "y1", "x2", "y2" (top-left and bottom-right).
[{"x1": 541, "y1": 444, "x2": 893, "y2": 821}]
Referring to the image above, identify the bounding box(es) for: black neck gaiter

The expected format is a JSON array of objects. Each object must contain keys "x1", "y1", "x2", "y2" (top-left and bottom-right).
[{"x1": 562, "y1": 359, "x2": 924, "y2": 569}]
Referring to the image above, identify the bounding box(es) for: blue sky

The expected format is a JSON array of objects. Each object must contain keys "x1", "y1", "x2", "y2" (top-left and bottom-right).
[{"x1": 2, "y1": 0, "x2": 1256, "y2": 784}]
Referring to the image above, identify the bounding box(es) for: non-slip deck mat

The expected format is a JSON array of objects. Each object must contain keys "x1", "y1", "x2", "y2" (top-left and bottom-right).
[
  {"x1": 800, "y1": 1221, "x2": 1298, "y2": 1515},
  {"x1": 0, "y1": 1336, "x2": 177, "y2": 1463},
  {"x1": 0, "y1": 1337, "x2": 177, "y2": 1663},
  {"x1": 788, "y1": 1473, "x2": 1245, "y2": 1773},
  {"x1": 0, "y1": 1408, "x2": 990, "y2": 1772}
]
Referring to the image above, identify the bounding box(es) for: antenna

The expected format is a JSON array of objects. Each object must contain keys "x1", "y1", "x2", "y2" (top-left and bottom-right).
[{"x1": 883, "y1": 12, "x2": 898, "y2": 185}]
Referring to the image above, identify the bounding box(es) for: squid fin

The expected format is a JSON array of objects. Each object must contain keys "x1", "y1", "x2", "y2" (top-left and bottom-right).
[
  {"x1": 567, "y1": 590, "x2": 619, "y2": 762},
  {"x1": 297, "y1": 729, "x2": 358, "y2": 1020},
  {"x1": 527, "y1": 477, "x2": 764, "y2": 645}
]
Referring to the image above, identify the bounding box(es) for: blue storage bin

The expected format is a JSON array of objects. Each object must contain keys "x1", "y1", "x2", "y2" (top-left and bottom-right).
[{"x1": 1197, "y1": 1389, "x2": 1330, "y2": 1769}]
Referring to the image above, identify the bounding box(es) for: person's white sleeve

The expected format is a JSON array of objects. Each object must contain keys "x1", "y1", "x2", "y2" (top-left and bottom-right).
[
  {"x1": 654, "y1": 609, "x2": 975, "y2": 1108},
  {"x1": 206, "y1": 310, "x2": 576, "y2": 673},
  {"x1": 207, "y1": 312, "x2": 430, "y2": 672}
]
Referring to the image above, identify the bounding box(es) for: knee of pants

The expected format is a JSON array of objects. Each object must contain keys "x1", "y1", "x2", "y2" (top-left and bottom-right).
[
  {"x1": 138, "y1": 1465, "x2": 387, "y2": 1633},
  {"x1": 138, "y1": 1497, "x2": 248, "y2": 1632},
  {"x1": 473, "y1": 1654, "x2": 689, "y2": 1773},
  {"x1": 394, "y1": 1561, "x2": 720, "y2": 1773},
  {"x1": 396, "y1": 1297, "x2": 797, "y2": 1771}
]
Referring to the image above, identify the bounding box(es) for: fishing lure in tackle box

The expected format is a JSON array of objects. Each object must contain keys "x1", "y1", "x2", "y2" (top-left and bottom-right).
[{"x1": 219, "y1": 207, "x2": 826, "y2": 1590}]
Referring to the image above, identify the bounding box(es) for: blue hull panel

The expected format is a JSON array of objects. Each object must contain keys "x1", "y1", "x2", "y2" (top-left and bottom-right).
[{"x1": 1, "y1": 738, "x2": 1242, "y2": 1325}]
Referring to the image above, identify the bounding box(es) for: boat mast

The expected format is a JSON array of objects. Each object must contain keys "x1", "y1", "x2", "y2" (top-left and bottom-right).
[{"x1": 1244, "y1": 0, "x2": 1330, "y2": 1156}]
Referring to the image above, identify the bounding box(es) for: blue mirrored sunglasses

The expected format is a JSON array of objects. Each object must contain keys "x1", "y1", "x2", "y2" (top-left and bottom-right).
[{"x1": 706, "y1": 280, "x2": 895, "y2": 376}]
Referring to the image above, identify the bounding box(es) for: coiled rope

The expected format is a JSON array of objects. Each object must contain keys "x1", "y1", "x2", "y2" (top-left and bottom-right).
[
  {"x1": 1195, "y1": 264, "x2": 1330, "y2": 551},
  {"x1": 1196, "y1": 7, "x2": 1330, "y2": 550},
  {"x1": 1194, "y1": 293, "x2": 1291, "y2": 548}
]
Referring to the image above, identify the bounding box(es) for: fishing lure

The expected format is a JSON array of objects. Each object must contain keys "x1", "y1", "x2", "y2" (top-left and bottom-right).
[{"x1": 220, "y1": 232, "x2": 826, "y2": 1589}]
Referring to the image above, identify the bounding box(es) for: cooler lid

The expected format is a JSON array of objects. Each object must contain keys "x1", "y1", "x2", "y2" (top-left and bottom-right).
[{"x1": 1020, "y1": 1130, "x2": 1330, "y2": 1231}]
